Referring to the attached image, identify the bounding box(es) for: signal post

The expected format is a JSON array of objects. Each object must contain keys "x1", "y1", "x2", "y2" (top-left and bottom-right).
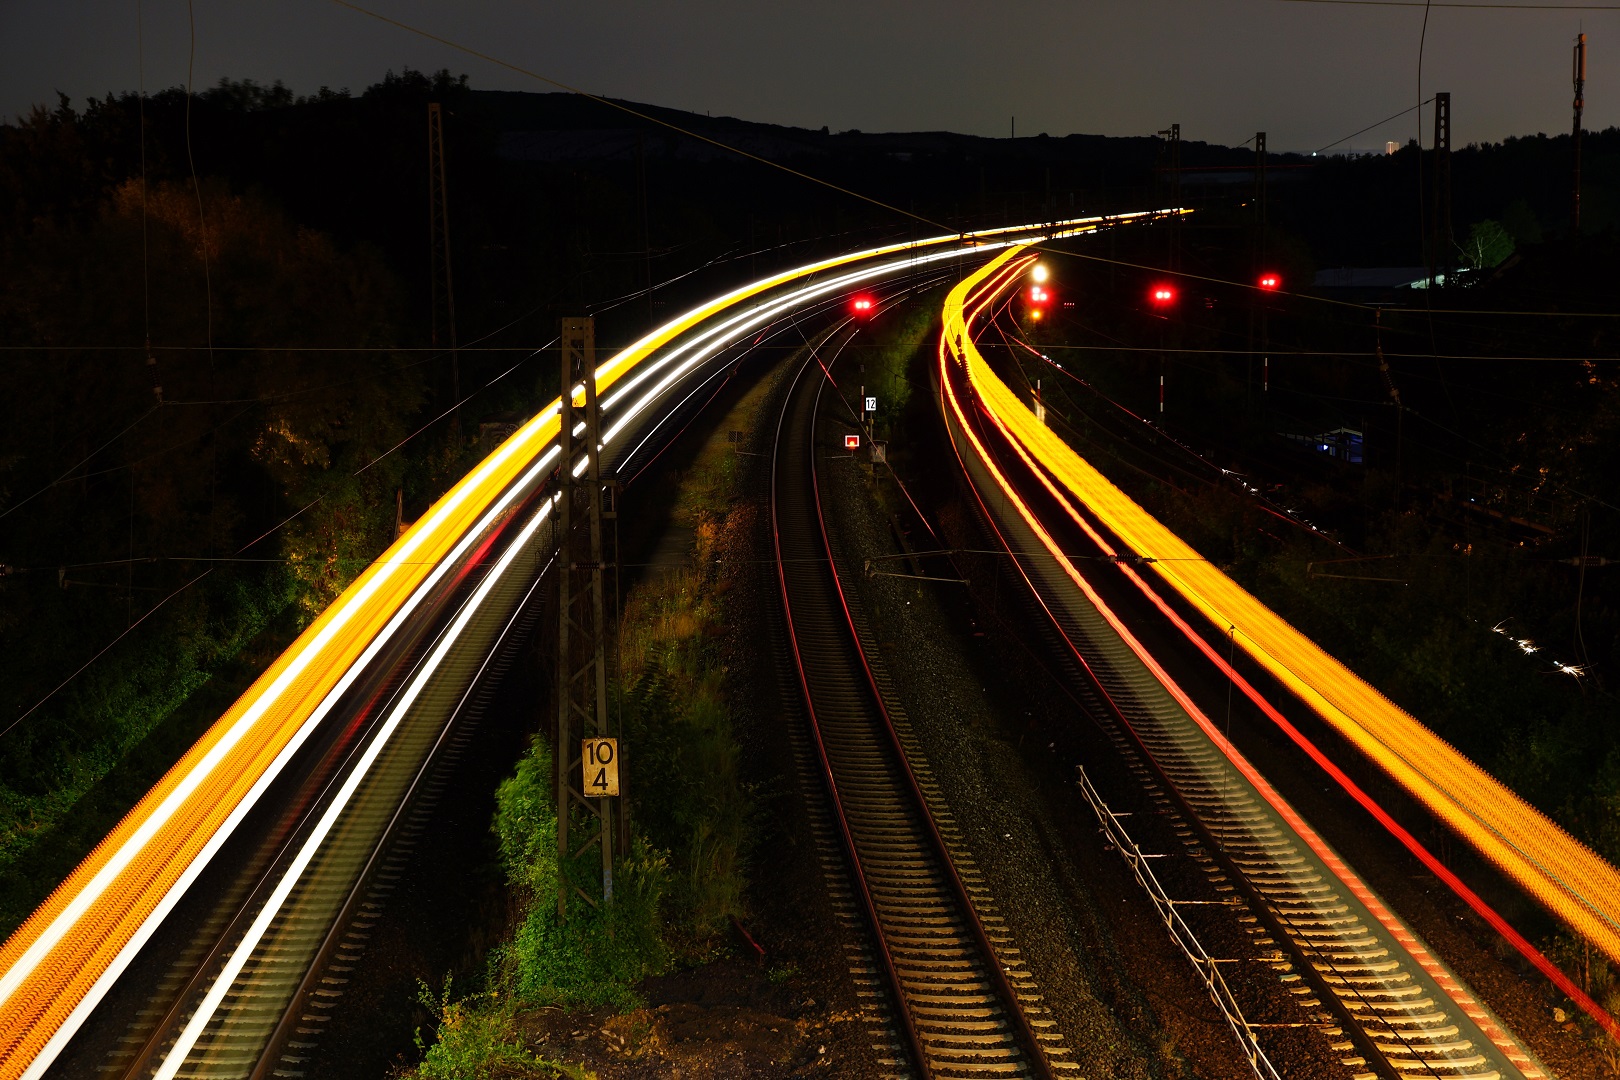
[{"x1": 555, "y1": 317, "x2": 618, "y2": 920}]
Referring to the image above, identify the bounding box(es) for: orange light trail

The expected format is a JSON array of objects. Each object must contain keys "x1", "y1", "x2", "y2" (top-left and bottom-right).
[
  {"x1": 0, "y1": 212, "x2": 1189, "y2": 1079},
  {"x1": 942, "y1": 245, "x2": 1620, "y2": 1039}
]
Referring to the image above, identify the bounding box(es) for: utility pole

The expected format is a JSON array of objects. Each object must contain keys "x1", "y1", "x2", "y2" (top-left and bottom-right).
[
  {"x1": 1158, "y1": 123, "x2": 1182, "y2": 271},
  {"x1": 555, "y1": 317, "x2": 615, "y2": 921},
  {"x1": 1431, "y1": 93, "x2": 1453, "y2": 286},
  {"x1": 637, "y1": 132, "x2": 654, "y2": 326},
  {"x1": 428, "y1": 102, "x2": 461, "y2": 438},
  {"x1": 1255, "y1": 132, "x2": 1269, "y2": 397},
  {"x1": 1254, "y1": 132, "x2": 1267, "y2": 244},
  {"x1": 1573, "y1": 33, "x2": 1587, "y2": 234}
]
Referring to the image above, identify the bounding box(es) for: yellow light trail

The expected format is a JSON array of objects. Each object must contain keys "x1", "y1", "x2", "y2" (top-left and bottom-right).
[
  {"x1": 0, "y1": 212, "x2": 1181, "y2": 1079},
  {"x1": 942, "y1": 245, "x2": 1620, "y2": 967}
]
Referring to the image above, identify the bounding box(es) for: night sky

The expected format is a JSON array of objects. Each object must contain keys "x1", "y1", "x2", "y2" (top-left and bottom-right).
[{"x1": 5, "y1": 0, "x2": 1612, "y2": 153}]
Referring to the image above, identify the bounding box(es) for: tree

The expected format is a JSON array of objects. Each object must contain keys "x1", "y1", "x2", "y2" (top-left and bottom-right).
[{"x1": 1460, "y1": 218, "x2": 1515, "y2": 270}]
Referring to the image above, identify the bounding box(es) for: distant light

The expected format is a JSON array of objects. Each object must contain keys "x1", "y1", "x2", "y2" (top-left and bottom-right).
[
  {"x1": 852, "y1": 295, "x2": 874, "y2": 314},
  {"x1": 844, "y1": 434, "x2": 860, "y2": 449},
  {"x1": 1030, "y1": 309, "x2": 1043, "y2": 321},
  {"x1": 1032, "y1": 263, "x2": 1050, "y2": 283},
  {"x1": 1258, "y1": 272, "x2": 1282, "y2": 291},
  {"x1": 1150, "y1": 284, "x2": 1176, "y2": 305}
]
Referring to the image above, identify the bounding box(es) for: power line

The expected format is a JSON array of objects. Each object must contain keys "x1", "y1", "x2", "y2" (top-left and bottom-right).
[
  {"x1": 0, "y1": 570, "x2": 212, "y2": 739},
  {"x1": 0, "y1": 407, "x2": 160, "y2": 523},
  {"x1": 0, "y1": 341, "x2": 549, "y2": 739},
  {"x1": 1314, "y1": 98, "x2": 1433, "y2": 156},
  {"x1": 183, "y1": 0, "x2": 213, "y2": 372},
  {"x1": 0, "y1": 345, "x2": 549, "y2": 352},
  {"x1": 1027, "y1": 344, "x2": 1620, "y2": 361},
  {"x1": 1041, "y1": 243, "x2": 1620, "y2": 318},
  {"x1": 328, "y1": 0, "x2": 953, "y2": 233},
  {"x1": 1270, "y1": 0, "x2": 1620, "y2": 9}
]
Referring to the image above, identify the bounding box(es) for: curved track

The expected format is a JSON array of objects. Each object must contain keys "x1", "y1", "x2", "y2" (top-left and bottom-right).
[
  {"x1": 938, "y1": 249, "x2": 1549, "y2": 1080},
  {"x1": 770, "y1": 316, "x2": 1068, "y2": 1080},
  {"x1": 2, "y1": 214, "x2": 1177, "y2": 1080}
]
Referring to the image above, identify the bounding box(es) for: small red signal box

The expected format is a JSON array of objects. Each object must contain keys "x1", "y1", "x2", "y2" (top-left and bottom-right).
[{"x1": 844, "y1": 434, "x2": 861, "y2": 449}]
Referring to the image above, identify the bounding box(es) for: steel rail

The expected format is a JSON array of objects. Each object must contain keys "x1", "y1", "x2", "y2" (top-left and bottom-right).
[
  {"x1": 939, "y1": 248, "x2": 1548, "y2": 1080},
  {"x1": 771, "y1": 311, "x2": 1061, "y2": 1079},
  {"x1": 0, "y1": 222, "x2": 1093, "y2": 1080}
]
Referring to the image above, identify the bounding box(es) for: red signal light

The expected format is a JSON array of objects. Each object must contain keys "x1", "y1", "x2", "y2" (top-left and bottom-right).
[
  {"x1": 1149, "y1": 284, "x2": 1176, "y2": 306},
  {"x1": 1258, "y1": 272, "x2": 1281, "y2": 291},
  {"x1": 851, "y1": 295, "x2": 874, "y2": 315}
]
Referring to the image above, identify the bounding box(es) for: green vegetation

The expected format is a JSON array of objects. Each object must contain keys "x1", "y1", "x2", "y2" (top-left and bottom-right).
[
  {"x1": 0, "y1": 571, "x2": 296, "y2": 919},
  {"x1": 491, "y1": 736, "x2": 670, "y2": 1010},
  {"x1": 0, "y1": 80, "x2": 541, "y2": 935},
  {"x1": 407, "y1": 370, "x2": 772, "y2": 1075},
  {"x1": 0, "y1": 169, "x2": 431, "y2": 933},
  {"x1": 412, "y1": 976, "x2": 595, "y2": 1080},
  {"x1": 1009, "y1": 238, "x2": 1620, "y2": 1027},
  {"x1": 1460, "y1": 218, "x2": 1515, "y2": 270}
]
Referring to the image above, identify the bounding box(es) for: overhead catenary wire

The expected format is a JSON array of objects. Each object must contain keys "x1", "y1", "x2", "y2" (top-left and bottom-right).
[
  {"x1": 1314, "y1": 97, "x2": 1434, "y2": 156},
  {"x1": 1032, "y1": 242, "x2": 1620, "y2": 319},
  {"x1": 183, "y1": 0, "x2": 213, "y2": 371},
  {"x1": 1272, "y1": 0, "x2": 1620, "y2": 8},
  {"x1": 0, "y1": 341, "x2": 545, "y2": 740}
]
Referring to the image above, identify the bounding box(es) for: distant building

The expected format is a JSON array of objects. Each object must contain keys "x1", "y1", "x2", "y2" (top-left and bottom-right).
[
  {"x1": 1279, "y1": 427, "x2": 1363, "y2": 465},
  {"x1": 1312, "y1": 267, "x2": 1433, "y2": 303}
]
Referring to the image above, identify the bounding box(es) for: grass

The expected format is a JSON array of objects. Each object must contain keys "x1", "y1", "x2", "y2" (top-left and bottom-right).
[
  {"x1": 412, "y1": 976, "x2": 596, "y2": 1080},
  {"x1": 0, "y1": 568, "x2": 301, "y2": 937},
  {"x1": 405, "y1": 358, "x2": 780, "y2": 1076}
]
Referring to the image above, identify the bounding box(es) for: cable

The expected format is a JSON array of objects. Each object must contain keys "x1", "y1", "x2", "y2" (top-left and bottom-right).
[
  {"x1": 1314, "y1": 97, "x2": 1433, "y2": 156},
  {"x1": 1416, "y1": 0, "x2": 1433, "y2": 288},
  {"x1": 1270, "y1": 0, "x2": 1620, "y2": 8},
  {"x1": 0, "y1": 571, "x2": 213, "y2": 740},
  {"x1": 328, "y1": 0, "x2": 953, "y2": 234},
  {"x1": 184, "y1": 0, "x2": 213, "y2": 369},
  {"x1": 0, "y1": 407, "x2": 159, "y2": 522},
  {"x1": 0, "y1": 337, "x2": 553, "y2": 738},
  {"x1": 1032, "y1": 241, "x2": 1620, "y2": 319},
  {"x1": 137, "y1": 0, "x2": 152, "y2": 372}
]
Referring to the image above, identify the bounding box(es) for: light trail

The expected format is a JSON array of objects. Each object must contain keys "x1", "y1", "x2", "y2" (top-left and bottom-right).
[
  {"x1": 0, "y1": 210, "x2": 1176, "y2": 1080},
  {"x1": 942, "y1": 245, "x2": 1620, "y2": 1037}
]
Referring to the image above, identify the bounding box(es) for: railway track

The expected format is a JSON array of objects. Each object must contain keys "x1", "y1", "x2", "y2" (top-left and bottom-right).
[
  {"x1": 938, "y1": 312, "x2": 1551, "y2": 1080},
  {"x1": 770, "y1": 318, "x2": 1071, "y2": 1080},
  {"x1": 61, "y1": 490, "x2": 559, "y2": 1080}
]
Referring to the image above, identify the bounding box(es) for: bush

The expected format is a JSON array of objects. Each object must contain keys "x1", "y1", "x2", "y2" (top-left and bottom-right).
[
  {"x1": 493, "y1": 737, "x2": 669, "y2": 1010},
  {"x1": 412, "y1": 976, "x2": 592, "y2": 1080}
]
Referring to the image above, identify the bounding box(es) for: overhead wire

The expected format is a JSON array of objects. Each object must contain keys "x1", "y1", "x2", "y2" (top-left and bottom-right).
[
  {"x1": 0, "y1": 197, "x2": 897, "y2": 726},
  {"x1": 0, "y1": 408, "x2": 160, "y2": 523},
  {"x1": 1314, "y1": 97, "x2": 1433, "y2": 156},
  {"x1": 1269, "y1": 0, "x2": 1620, "y2": 8},
  {"x1": 183, "y1": 0, "x2": 213, "y2": 369},
  {"x1": 0, "y1": 336, "x2": 555, "y2": 739}
]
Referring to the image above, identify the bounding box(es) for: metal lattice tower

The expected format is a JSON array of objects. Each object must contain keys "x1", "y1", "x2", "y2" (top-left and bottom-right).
[
  {"x1": 428, "y1": 103, "x2": 461, "y2": 427},
  {"x1": 555, "y1": 317, "x2": 614, "y2": 920},
  {"x1": 1432, "y1": 93, "x2": 1453, "y2": 284},
  {"x1": 1574, "y1": 34, "x2": 1587, "y2": 233},
  {"x1": 1159, "y1": 123, "x2": 1182, "y2": 271},
  {"x1": 1254, "y1": 131, "x2": 1267, "y2": 243}
]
